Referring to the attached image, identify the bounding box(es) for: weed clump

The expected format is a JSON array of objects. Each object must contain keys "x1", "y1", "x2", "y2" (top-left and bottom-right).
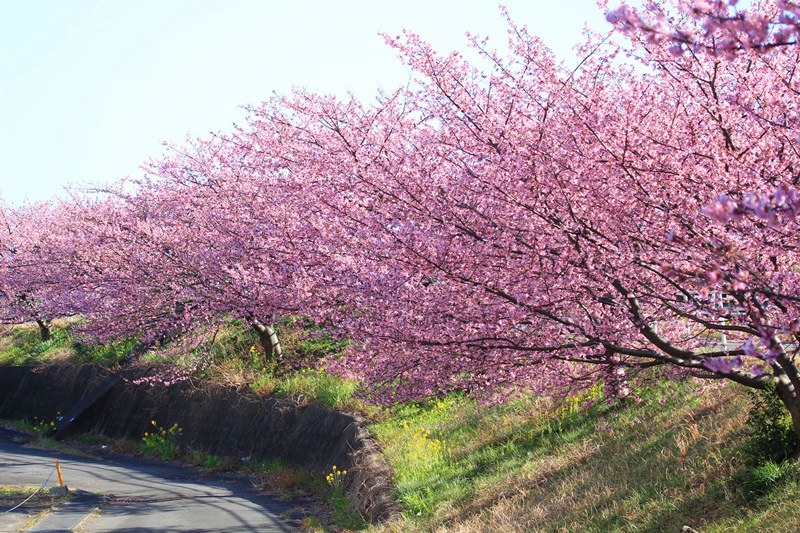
[{"x1": 141, "y1": 420, "x2": 183, "y2": 461}]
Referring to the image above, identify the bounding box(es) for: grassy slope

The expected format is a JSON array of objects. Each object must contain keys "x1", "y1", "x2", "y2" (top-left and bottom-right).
[
  {"x1": 0, "y1": 323, "x2": 75, "y2": 365},
  {"x1": 370, "y1": 383, "x2": 800, "y2": 532},
  {"x1": 3, "y1": 322, "x2": 800, "y2": 531},
  {"x1": 0, "y1": 321, "x2": 135, "y2": 367},
  {"x1": 0, "y1": 320, "x2": 362, "y2": 411}
]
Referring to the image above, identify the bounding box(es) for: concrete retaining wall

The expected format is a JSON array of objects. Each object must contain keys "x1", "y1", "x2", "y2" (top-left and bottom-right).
[{"x1": 0, "y1": 364, "x2": 397, "y2": 522}]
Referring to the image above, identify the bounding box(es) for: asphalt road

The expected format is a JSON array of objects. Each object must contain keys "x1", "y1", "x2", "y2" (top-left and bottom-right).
[{"x1": 0, "y1": 427, "x2": 299, "y2": 532}]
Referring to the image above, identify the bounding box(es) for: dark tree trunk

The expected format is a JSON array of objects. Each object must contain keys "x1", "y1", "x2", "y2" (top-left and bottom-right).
[
  {"x1": 782, "y1": 396, "x2": 800, "y2": 461},
  {"x1": 36, "y1": 319, "x2": 51, "y2": 342},
  {"x1": 769, "y1": 378, "x2": 800, "y2": 461}
]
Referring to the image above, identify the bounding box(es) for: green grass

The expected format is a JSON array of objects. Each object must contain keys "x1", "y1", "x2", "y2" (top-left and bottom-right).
[
  {"x1": 274, "y1": 369, "x2": 363, "y2": 411},
  {"x1": 0, "y1": 322, "x2": 135, "y2": 367},
  {"x1": 276, "y1": 316, "x2": 350, "y2": 363},
  {"x1": 251, "y1": 458, "x2": 365, "y2": 529},
  {"x1": 0, "y1": 324, "x2": 72, "y2": 365},
  {"x1": 3, "y1": 415, "x2": 60, "y2": 443},
  {"x1": 141, "y1": 420, "x2": 183, "y2": 461},
  {"x1": 370, "y1": 381, "x2": 800, "y2": 532},
  {"x1": 187, "y1": 450, "x2": 227, "y2": 470},
  {"x1": 72, "y1": 336, "x2": 137, "y2": 366},
  {"x1": 167, "y1": 318, "x2": 366, "y2": 412}
]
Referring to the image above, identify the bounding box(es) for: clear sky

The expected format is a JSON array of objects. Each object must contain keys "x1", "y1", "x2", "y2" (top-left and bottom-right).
[{"x1": 0, "y1": 0, "x2": 611, "y2": 206}]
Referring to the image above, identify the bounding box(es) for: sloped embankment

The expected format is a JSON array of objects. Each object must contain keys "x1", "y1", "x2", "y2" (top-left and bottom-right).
[{"x1": 0, "y1": 364, "x2": 397, "y2": 522}]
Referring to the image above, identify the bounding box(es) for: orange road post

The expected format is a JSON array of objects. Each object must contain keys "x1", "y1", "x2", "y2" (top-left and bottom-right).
[{"x1": 54, "y1": 460, "x2": 64, "y2": 486}]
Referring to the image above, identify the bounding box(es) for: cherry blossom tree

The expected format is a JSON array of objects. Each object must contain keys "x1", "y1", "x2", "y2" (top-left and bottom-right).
[
  {"x1": 8, "y1": 0, "x2": 800, "y2": 457},
  {"x1": 130, "y1": 136, "x2": 328, "y2": 359},
  {"x1": 606, "y1": 0, "x2": 799, "y2": 55},
  {"x1": 221, "y1": 7, "x2": 800, "y2": 456},
  {"x1": 600, "y1": 0, "x2": 800, "y2": 454},
  {"x1": 0, "y1": 199, "x2": 81, "y2": 340}
]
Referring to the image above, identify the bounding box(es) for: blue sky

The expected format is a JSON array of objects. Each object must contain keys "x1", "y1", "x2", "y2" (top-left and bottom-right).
[{"x1": 1, "y1": 1, "x2": 610, "y2": 206}]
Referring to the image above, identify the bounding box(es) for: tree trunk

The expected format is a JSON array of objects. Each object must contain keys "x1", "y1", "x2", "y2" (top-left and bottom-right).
[
  {"x1": 252, "y1": 320, "x2": 282, "y2": 362},
  {"x1": 774, "y1": 381, "x2": 800, "y2": 461},
  {"x1": 784, "y1": 403, "x2": 800, "y2": 461},
  {"x1": 36, "y1": 319, "x2": 51, "y2": 342}
]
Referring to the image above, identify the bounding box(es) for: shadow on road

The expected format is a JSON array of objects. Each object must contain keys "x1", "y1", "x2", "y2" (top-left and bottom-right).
[{"x1": 0, "y1": 426, "x2": 301, "y2": 532}]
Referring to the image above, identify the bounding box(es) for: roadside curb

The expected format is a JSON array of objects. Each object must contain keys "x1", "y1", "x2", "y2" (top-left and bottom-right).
[{"x1": 27, "y1": 490, "x2": 104, "y2": 532}]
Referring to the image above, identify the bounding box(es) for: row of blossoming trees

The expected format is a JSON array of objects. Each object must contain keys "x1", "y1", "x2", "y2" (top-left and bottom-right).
[{"x1": 4, "y1": 0, "x2": 800, "y2": 454}]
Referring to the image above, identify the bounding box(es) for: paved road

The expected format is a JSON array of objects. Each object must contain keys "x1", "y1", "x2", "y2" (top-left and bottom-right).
[{"x1": 0, "y1": 427, "x2": 299, "y2": 532}]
